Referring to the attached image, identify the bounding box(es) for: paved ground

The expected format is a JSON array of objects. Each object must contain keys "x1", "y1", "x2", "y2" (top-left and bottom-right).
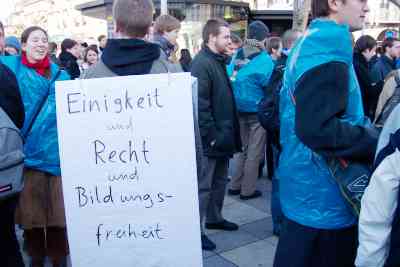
[
  {"x1": 202, "y1": 177, "x2": 277, "y2": 267},
  {"x1": 19, "y1": 175, "x2": 277, "y2": 267}
]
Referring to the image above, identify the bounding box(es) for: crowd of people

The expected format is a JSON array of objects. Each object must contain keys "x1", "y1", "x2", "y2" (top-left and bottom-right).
[{"x1": 2, "y1": 0, "x2": 400, "y2": 266}]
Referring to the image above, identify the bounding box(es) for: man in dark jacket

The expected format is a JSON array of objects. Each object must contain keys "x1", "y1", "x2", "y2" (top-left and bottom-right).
[
  {"x1": 353, "y1": 35, "x2": 383, "y2": 120},
  {"x1": 191, "y1": 19, "x2": 242, "y2": 251},
  {"x1": 0, "y1": 62, "x2": 25, "y2": 267},
  {"x1": 371, "y1": 38, "x2": 400, "y2": 84}
]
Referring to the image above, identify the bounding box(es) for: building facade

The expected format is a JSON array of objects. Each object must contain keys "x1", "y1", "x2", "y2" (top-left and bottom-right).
[
  {"x1": 4, "y1": 0, "x2": 400, "y2": 46},
  {"x1": 77, "y1": 0, "x2": 249, "y2": 54},
  {"x1": 5, "y1": 0, "x2": 107, "y2": 44}
]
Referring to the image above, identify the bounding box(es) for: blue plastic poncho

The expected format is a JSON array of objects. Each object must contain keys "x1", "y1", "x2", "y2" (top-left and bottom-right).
[
  {"x1": 277, "y1": 19, "x2": 365, "y2": 229},
  {"x1": 1, "y1": 55, "x2": 70, "y2": 176}
]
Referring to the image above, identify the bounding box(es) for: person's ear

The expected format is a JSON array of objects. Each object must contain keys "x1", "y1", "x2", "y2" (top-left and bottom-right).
[{"x1": 327, "y1": 0, "x2": 340, "y2": 14}]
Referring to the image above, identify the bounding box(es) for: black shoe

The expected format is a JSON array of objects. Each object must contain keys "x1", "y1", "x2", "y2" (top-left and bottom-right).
[
  {"x1": 240, "y1": 190, "x2": 262, "y2": 200},
  {"x1": 201, "y1": 235, "x2": 216, "y2": 251},
  {"x1": 205, "y1": 219, "x2": 239, "y2": 231},
  {"x1": 228, "y1": 189, "x2": 240, "y2": 195}
]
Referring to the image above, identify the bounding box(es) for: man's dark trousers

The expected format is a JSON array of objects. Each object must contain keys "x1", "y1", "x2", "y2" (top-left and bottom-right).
[
  {"x1": 273, "y1": 217, "x2": 357, "y2": 267},
  {"x1": 198, "y1": 157, "x2": 229, "y2": 232}
]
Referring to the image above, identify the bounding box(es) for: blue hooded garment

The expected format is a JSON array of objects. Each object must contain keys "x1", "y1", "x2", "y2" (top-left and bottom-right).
[
  {"x1": 227, "y1": 48, "x2": 274, "y2": 113},
  {"x1": 0, "y1": 55, "x2": 70, "y2": 176},
  {"x1": 277, "y1": 19, "x2": 367, "y2": 229}
]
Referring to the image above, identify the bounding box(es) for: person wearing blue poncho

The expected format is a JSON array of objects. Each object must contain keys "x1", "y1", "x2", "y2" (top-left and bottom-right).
[
  {"x1": 1, "y1": 26, "x2": 70, "y2": 267},
  {"x1": 227, "y1": 21, "x2": 274, "y2": 200},
  {"x1": 273, "y1": 1, "x2": 377, "y2": 266}
]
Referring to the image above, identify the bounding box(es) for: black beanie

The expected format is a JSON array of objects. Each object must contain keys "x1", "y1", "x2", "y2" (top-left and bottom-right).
[{"x1": 248, "y1": 21, "x2": 270, "y2": 41}]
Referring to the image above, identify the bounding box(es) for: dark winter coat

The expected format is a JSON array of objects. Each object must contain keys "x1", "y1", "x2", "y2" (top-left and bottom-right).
[
  {"x1": 371, "y1": 55, "x2": 396, "y2": 84},
  {"x1": 191, "y1": 46, "x2": 242, "y2": 158},
  {"x1": 353, "y1": 52, "x2": 383, "y2": 119},
  {"x1": 0, "y1": 63, "x2": 24, "y2": 128},
  {"x1": 58, "y1": 51, "x2": 80, "y2": 79}
]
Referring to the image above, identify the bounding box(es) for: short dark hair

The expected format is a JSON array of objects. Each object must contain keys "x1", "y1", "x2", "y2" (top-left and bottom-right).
[
  {"x1": 202, "y1": 19, "x2": 229, "y2": 44},
  {"x1": 98, "y1": 35, "x2": 106, "y2": 42},
  {"x1": 311, "y1": 0, "x2": 346, "y2": 18},
  {"x1": 382, "y1": 37, "x2": 400, "y2": 54},
  {"x1": 61, "y1": 38, "x2": 78, "y2": 52},
  {"x1": 0, "y1": 21, "x2": 4, "y2": 34},
  {"x1": 21, "y1": 26, "x2": 48, "y2": 44},
  {"x1": 230, "y1": 33, "x2": 242, "y2": 46},
  {"x1": 266, "y1": 37, "x2": 282, "y2": 54},
  {"x1": 48, "y1": 42, "x2": 58, "y2": 53},
  {"x1": 89, "y1": 44, "x2": 99, "y2": 51},
  {"x1": 354, "y1": 35, "x2": 377, "y2": 54}
]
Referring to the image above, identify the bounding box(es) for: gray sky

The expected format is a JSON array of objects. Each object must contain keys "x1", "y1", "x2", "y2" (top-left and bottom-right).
[{"x1": 0, "y1": 0, "x2": 15, "y2": 21}]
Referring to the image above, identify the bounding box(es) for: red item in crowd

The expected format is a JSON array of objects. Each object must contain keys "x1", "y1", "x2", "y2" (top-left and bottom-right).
[{"x1": 21, "y1": 52, "x2": 50, "y2": 77}]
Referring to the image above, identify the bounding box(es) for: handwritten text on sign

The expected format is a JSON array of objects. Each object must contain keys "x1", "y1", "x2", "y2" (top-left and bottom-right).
[{"x1": 56, "y1": 73, "x2": 202, "y2": 267}]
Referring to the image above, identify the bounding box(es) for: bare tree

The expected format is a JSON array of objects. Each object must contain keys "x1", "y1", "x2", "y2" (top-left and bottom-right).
[{"x1": 292, "y1": 0, "x2": 311, "y2": 32}]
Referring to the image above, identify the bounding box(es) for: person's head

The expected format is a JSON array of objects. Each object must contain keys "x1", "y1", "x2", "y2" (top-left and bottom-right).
[
  {"x1": 282, "y1": 29, "x2": 302, "y2": 51},
  {"x1": 266, "y1": 37, "x2": 283, "y2": 60},
  {"x1": 48, "y1": 41, "x2": 57, "y2": 55},
  {"x1": 154, "y1": 14, "x2": 181, "y2": 45},
  {"x1": 203, "y1": 18, "x2": 231, "y2": 55},
  {"x1": 98, "y1": 35, "x2": 107, "y2": 48},
  {"x1": 248, "y1": 20, "x2": 270, "y2": 42},
  {"x1": 113, "y1": 0, "x2": 154, "y2": 38},
  {"x1": 5, "y1": 36, "x2": 21, "y2": 55},
  {"x1": 354, "y1": 35, "x2": 376, "y2": 61},
  {"x1": 179, "y1": 48, "x2": 192, "y2": 63},
  {"x1": 311, "y1": 0, "x2": 370, "y2": 32},
  {"x1": 84, "y1": 46, "x2": 99, "y2": 65},
  {"x1": 382, "y1": 37, "x2": 400, "y2": 60},
  {"x1": 0, "y1": 21, "x2": 5, "y2": 54},
  {"x1": 61, "y1": 38, "x2": 81, "y2": 59},
  {"x1": 226, "y1": 33, "x2": 242, "y2": 56},
  {"x1": 21, "y1": 26, "x2": 49, "y2": 63}
]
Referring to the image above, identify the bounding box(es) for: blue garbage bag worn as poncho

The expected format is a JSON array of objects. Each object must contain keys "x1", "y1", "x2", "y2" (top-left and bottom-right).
[
  {"x1": 0, "y1": 55, "x2": 70, "y2": 176},
  {"x1": 277, "y1": 19, "x2": 366, "y2": 229},
  {"x1": 227, "y1": 46, "x2": 274, "y2": 113}
]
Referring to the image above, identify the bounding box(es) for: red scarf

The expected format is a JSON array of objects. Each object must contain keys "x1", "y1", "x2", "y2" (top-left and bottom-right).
[{"x1": 21, "y1": 52, "x2": 50, "y2": 77}]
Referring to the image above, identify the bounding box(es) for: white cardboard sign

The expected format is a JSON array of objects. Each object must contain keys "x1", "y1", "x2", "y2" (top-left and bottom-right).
[{"x1": 56, "y1": 73, "x2": 202, "y2": 267}]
